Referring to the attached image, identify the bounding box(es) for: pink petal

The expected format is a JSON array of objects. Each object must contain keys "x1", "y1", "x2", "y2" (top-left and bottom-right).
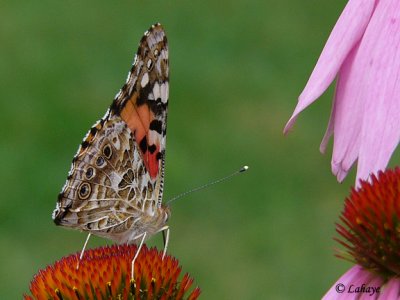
[
  {"x1": 379, "y1": 278, "x2": 400, "y2": 299},
  {"x1": 322, "y1": 43, "x2": 363, "y2": 182},
  {"x1": 322, "y1": 265, "x2": 372, "y2": 300},
  {"x1": 356, "y1": 0, "x2": 400, "y2": 182},
  {"x1": 320, "y1": 0, "x2": 400, "y2": 183},
  {"x1": 284, "y1": 0, "x2": 376, "y2": 134},
  {"x1": 358, "y1": 276, "x2": 383, "y2": 300}
]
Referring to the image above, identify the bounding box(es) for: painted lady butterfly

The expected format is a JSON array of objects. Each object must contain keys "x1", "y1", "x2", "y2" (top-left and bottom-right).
[{"x1": 52, "y1": 24, "x2": 170, "y2": 272}]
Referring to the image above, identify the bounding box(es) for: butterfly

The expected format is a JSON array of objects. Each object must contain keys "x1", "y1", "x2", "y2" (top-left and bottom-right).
[{"x1": 52, "y1": 23, "x2": 170, "y2": 277}]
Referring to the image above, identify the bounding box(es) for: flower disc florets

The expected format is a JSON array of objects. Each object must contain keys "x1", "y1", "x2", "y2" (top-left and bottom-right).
[
  {"x1": 25, "y1": 244, "x2": 200, "y2": 300},
  {"x1": 336, "y1": 168, "x2": 400, "y2": 278}
]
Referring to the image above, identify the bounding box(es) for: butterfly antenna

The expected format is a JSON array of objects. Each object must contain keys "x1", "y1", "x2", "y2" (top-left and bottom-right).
[{"x1": 166, "y1": 165, "x2": 249, "y2": 205}]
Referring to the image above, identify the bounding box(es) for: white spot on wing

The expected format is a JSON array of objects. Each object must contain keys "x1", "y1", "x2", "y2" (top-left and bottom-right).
[
  {"x1": 160, "y1": 82, "x2": 168, "y2": 103},
  {"x1": 141, "y1": 72, "x2": 149, "y2": 87},
  {"x1": 153, "y1": 82, "x2": 160, "y2": 100},
  {"x1": 147, "y1": 59, "x2": 153, "y2": 69}
]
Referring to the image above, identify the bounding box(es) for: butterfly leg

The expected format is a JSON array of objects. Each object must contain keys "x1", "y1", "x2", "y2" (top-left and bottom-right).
[
  {"x1": 76, "y1": 233, "x2": 92, "y2": 270},
  {"x1": 131, "y1": 232, "x2": 147, "y2": 280},
  {"x1": 160, "y1": 226, "x2": 170, "y2": 260}
]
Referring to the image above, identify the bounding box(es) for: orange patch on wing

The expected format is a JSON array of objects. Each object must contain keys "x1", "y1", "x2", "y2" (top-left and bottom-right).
[
  {"x1": 147, "y1": 144, "x2": 160, "y2": 178},
  {"x1": 120, "y1": 96, "x2": 160, "y2": 179}
]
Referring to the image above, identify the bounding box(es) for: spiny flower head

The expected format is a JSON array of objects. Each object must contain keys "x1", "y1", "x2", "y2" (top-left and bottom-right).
[
  {"x1": 336, "y1": 167, "x2": 400, "y2": 278},
  {"x1": 25, "y1": 244, "x2": 200, "y2": 300}
]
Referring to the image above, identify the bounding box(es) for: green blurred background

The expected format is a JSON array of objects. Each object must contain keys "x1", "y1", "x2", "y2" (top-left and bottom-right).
[{"x1": 0, "y1": 0, "x2": 366, "y2": 298}]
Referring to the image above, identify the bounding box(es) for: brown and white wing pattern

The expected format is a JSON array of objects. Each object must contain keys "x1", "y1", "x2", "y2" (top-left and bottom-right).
[{"x1": 52, "y1": 23, "x2": 170, "y2": 244}]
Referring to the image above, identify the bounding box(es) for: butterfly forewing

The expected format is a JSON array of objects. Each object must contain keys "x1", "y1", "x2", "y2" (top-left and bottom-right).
[{"x1": 53, "y1": 24, "x2": 170, "y2": 244}]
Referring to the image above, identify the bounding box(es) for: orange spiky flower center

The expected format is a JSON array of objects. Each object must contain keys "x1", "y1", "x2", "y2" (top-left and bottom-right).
[
  {"x1": 336, "y1": 167, "x2": 400, "y2": 278},
  {"x1": 25, "y1": 244, "x2": 200, "y2": 300}
]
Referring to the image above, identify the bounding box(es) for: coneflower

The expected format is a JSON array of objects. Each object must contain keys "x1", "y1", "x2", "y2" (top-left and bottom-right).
[
  {"x1": 324, "y1": 168, "x2": 400, "y2": 299},
  {"x1": 25, "y1": 244, "x2": 200, "y2": 300}
]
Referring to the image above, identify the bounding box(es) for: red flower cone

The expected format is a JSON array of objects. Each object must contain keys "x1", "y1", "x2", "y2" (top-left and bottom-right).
[
  {"x1": 25, "y1": 244, "x2": 200, "y2": 300},
  {"x1": 324, "y1": 168, "x2": 400, "y2": 299}
]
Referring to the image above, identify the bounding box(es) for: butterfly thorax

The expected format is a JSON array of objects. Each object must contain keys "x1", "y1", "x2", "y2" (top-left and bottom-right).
[{"x1": 127, "y1": 204, "x2": 170, "y2": 242}]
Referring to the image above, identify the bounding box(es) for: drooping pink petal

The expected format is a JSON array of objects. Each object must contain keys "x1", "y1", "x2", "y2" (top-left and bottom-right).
[
  {"x1": 301, "y1": 0, "x2": 400, "y2": 183},
  {"x1": 356, "y1": 1, "x2": 400, "y2": 181},
  {"x1": 323, "y1": 43, "x2": 364, "y2": 182},
  {"x1": 284, "y1": 0, "x2": 376, "y2": 134}
]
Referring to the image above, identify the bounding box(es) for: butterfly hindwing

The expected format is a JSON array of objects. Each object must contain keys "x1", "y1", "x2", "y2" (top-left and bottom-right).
[{"x1": 52, "y1": 24, "x2": 170, "y2": 244}]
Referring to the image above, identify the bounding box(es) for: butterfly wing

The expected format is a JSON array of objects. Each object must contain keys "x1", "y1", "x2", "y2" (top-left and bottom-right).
[
  {"x1": 112, "y1": 24, "x2": 169, "y2": 185},
  {"x1": 52, "y1": 24, "x2": 169, "y2": 243}
]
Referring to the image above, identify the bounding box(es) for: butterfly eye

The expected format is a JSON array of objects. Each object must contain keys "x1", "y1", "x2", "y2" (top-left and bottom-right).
[
  {"x1": 78, "y1": 182, "x2": 91, "y2": 200},
  {"x1": 96, "y1": 156, "x2": 105, "y2": 167},
  {"x1": 103, "y1": 144, "x2": 112, "y2": 159},
  {"x1": 147, "y1": 58, "x2": 153, "y2": 71},
  {"x1": 85, "y1": 167, "x2": 95, "y2": 179}
]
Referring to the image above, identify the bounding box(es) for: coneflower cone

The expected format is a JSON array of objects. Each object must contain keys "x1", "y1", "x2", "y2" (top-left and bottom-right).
[
  {"x1": 25, "y1": 244, "x2": 200, "y2": 300},
  {"x1": 336, "y1": 168, "x2": 400, "y2": 277},
  {"x1": 323, "y1": 168, "x2": 400, "y2": 299}
]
